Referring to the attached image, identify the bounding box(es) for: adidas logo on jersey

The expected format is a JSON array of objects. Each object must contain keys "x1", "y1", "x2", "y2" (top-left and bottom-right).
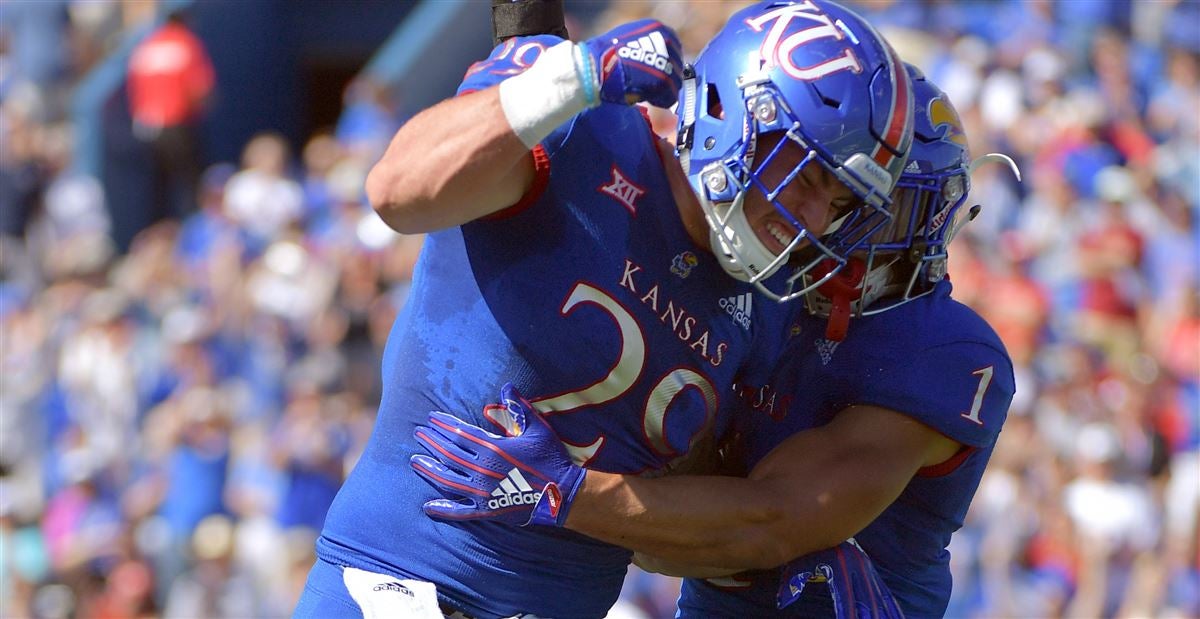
[
  {"x1": 617, "y1": 32, "x2": 673, "y2": 74},
  {"x1": 487, "y1": 468, "x2": 541, "y2": 510},
  {"x1": 719, "y1": 293, "x2": 753, "y2": 330}
]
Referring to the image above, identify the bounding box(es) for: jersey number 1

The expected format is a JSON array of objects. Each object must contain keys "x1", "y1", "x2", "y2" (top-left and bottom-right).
[{"x1": 960, "y1": 366, "x2": 993, "y2": 426}]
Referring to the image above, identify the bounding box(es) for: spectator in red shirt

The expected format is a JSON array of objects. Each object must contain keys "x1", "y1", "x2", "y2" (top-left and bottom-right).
[{"x1": 127, "y1": 12, "x2": 215, "y2": 221}]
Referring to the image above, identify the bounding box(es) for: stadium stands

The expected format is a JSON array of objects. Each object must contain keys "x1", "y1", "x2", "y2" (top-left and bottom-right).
[{"x1": 0, "y1": 1, "x2": 1195, "y2": 617}]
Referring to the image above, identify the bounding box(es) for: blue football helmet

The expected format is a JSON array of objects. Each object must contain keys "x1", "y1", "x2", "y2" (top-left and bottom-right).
[
  {"x1": 676, "y1": 0, "x2": 914, "y2": 303},
  {"x1": 801, "y1": 64, "x2": 1018, "y2": 338}
]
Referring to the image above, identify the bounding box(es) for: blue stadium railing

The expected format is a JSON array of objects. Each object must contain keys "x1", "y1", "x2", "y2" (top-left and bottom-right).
[
  {"x1": 71, "y1": 6, "x2": 182, "y2": 178},
  {"x1": 357, "y1": 0, "x2": 494, "y2": 116}
]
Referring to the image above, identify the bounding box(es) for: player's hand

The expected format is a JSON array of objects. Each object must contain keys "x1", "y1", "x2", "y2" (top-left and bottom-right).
[
  {"x1": 776, "y1": 540, "x2": 903, "y2": 617},
  {"x1": 410, "y1": 383, "x2": 585, "y2": 527},
  {"x1": 577, "y1": 19, "x2": 684, "y2": 108}
]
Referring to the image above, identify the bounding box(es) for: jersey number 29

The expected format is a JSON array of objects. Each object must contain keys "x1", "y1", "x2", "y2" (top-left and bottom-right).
[{"x1": 533, "y1": 283, "x2": 719, "y2": 468}]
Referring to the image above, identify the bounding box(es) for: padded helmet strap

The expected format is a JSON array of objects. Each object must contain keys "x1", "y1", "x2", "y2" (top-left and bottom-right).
[{"x1": 815, "y1": 259, "x2": 866, "y2": 342}]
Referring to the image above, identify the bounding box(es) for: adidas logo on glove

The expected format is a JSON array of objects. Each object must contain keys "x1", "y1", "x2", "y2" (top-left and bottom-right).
[
  {"x1": 618, "y1": 32, "x2": 674, "y2": 74},
  {"x1": 487, "y1": 468, "x2": 543, "y2": 509}
]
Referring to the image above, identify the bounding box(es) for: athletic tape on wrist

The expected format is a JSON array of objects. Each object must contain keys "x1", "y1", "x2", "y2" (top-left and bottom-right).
[{"x1": 498, "y1": 41, "x2": 595, "y2": 150}]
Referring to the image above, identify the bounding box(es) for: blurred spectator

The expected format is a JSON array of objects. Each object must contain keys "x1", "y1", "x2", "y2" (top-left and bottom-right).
[
  {"x1": 0, "y1": 0, "x2": 71, "y2": 118},
  {"x1": 161, "y1": 514, "x2": 258, "y2": 618},
  {"x1": 174, "y1": 162, "x2": 240, "y2": 279},
  {"x1": 1064, "y1": 423, "x2": 1156, "y2": 549},
  {"x1": 127, "y1": 11, "x2": 215, "y2": 220},
  {"x1": 222, "y1": 133, "x2": 304, "y2": 252},
  {"x1": 0, "y1": 87, "x2": 50, "y2": 239},
  {"x1": 270, "y1": 386, "x2": 351, "y2": 532},
  {"x1": 334, "y1": 78, "x2": 403, "y2": 162}
]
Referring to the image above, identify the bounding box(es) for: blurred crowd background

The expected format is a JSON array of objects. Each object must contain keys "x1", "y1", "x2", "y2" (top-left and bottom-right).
[{"x1": 0, "y1": 1, "x2": 1196, "y2": 618}]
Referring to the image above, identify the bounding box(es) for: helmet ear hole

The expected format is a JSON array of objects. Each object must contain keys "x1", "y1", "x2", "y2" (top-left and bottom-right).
[
  {"x1": 706, "y1": 84, "x2": 724, "y2": 120},
  {"x1": 809, "y1": 82, "x2": 841, "y2": 109}
]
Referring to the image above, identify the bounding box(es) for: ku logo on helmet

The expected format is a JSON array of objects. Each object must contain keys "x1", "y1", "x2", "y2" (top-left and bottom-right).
[{"x1": 746, "y1": 1, "x2": 863, "y2": 81}]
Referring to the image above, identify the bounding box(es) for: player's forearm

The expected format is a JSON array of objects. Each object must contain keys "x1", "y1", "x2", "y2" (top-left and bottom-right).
[
  {"x1": 366, "y1": 88, "x2": 535, "y2": 234},
  {"x1": 564, "y1": 417, "x2": 924, "y2": 570},
  {"x1": 565, "y1": 472, "x2": 802, "y2": 570},
  {"x1": 633, "y1": 552, "x2": 742, "y2": 579}
]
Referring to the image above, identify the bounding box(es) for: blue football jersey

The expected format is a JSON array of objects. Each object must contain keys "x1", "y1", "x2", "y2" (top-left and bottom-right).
[
  {"x1": 679, "y1": 279, "x2": 1015, "y2": 618},
  {"x1": 314, "y1": 37, "x2": 794, "y2": 619}
]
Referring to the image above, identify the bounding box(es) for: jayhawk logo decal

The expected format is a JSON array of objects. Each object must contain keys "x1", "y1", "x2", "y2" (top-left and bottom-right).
[
  {"x1": 928, "y1": 95, "x2": 968, "y2": 147},
  {"x1": 671, "y1": 251, "x2": 700, "y2": 278}
]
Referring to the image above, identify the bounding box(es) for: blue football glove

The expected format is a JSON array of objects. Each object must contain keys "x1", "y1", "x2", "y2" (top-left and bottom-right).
[
  {"x1": 577, "y1": 19, "x2": 684, "y2": 108},
  {"x1": 777, "y1": 539, "x2": 904, "y2": 618},
  {"x1": 410, "y1": 383, "x2": 585, "y2": 527}
]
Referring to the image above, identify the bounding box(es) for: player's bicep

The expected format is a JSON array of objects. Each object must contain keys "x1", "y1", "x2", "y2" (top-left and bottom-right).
[{"x1": 366, "y1": 88, "x2": 545, "y2": 232}]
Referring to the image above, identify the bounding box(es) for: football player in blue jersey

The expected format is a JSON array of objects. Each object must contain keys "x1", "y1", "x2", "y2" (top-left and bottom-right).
[
  {"x1": 411, "y1": 62, "x2": 1018, "y2": 618},
  {"x1": 294, "y1": 1, "x2": 914, "y2": 617}
]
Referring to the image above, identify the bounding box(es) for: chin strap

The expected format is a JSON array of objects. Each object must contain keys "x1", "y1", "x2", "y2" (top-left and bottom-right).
[
  {"x1": 676, "y1": 64, "x2": 697, "y2": 172},
  {"x1": 815, "y1": 259, "x2": 866, "y2": 342}
]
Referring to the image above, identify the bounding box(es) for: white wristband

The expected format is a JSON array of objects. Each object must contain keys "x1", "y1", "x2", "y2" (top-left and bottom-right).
[{"x1": 498, "y1": 41, "x2": 595, "y2": 150}]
